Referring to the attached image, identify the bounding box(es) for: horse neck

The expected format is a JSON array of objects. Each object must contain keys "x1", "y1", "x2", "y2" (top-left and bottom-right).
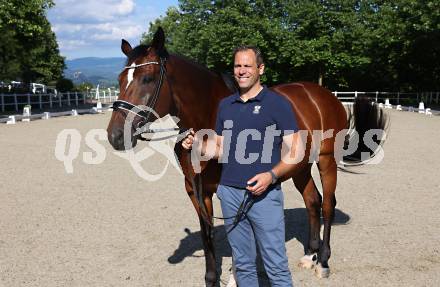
[{"x1": 167, "y1": 55, "x2": 231, "y2": 130}]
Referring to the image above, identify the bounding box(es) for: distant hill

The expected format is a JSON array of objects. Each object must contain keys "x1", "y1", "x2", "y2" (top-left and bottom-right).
[{"x1": 65, "y1": 57, "x2": 125, "y2": 86}]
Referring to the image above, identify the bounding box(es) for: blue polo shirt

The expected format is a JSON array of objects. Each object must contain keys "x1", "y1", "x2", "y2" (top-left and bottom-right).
[{"x1": 215, "y1": 87, "x2": 298, "y2": 188}]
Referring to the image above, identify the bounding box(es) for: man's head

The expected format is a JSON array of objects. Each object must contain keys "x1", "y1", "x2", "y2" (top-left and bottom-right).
[{"x1": 233, "y1": 46, "x2": 265, "y2": 93}]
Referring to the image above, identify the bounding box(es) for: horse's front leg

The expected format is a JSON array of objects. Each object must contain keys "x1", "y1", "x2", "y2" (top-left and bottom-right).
[{"x1": 185, "y1": 178, "x2": 217, "y2": 287}]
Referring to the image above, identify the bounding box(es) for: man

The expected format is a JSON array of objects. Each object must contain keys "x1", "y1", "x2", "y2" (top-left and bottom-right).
[{"x1": 182, "y1": 46, "x2": 299, "y2": 286}]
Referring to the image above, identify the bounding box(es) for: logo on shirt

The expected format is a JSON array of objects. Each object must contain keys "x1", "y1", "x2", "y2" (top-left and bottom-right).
[{"x1": 253, "y1": 105, "x2": 261, "y2": 114}]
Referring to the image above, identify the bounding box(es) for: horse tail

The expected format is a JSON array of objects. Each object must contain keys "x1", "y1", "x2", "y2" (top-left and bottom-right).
[{"x1": 340, "y1": 96, "x2": 390, "y2": 166}]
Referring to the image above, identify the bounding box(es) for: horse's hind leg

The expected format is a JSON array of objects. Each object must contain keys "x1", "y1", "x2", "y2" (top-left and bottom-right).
[
  {"x1": 315, "y1": 153, "x2": 337, "y2": 278},
  {"x1": 293, "y1": 163, "x2": 322, "y2": 270}
]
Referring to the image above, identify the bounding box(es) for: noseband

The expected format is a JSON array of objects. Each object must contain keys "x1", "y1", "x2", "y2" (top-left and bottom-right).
[{"x1": 112, "y1": 58, "x2": 183, "y2": 141}]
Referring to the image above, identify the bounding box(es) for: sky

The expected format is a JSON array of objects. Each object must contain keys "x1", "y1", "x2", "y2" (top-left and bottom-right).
[{"x1": 47, "y1": 0, "x2": 179, "y2": 60}]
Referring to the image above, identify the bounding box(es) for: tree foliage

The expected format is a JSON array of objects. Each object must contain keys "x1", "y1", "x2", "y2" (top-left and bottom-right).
[
  {"x1": 142, "y1": 0, "x2": 440, "y2": 91},
  {"x1": 0, "y1": 0, "x2": 65, "y2": 84}
]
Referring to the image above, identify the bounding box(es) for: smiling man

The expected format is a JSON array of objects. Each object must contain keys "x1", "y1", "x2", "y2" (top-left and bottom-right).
[{"x1": 183, "y1": 46, "x2": 298, "y2": 286}]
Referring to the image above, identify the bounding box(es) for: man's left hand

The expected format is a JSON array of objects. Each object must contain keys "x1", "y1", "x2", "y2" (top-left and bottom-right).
[{"x1": 246, "y1": 172, "x2": 272, "y2": 196}]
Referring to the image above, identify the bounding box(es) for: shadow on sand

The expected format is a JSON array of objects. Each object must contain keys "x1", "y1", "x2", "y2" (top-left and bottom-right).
[{"x1": 167, "y1": 208, "x2": 350, "y2": 285}]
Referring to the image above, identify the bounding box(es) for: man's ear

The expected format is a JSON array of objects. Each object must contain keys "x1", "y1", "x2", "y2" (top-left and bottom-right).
[{"x1": 259, "y1": 64, "x2": 265, "y2": 75}]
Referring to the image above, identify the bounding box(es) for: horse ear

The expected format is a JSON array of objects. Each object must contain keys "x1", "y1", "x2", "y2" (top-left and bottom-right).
[
  {"x1": 121, "y1": 39, "x2": 132, "y2": 57},
  {"x1": 151, "y1": 27, "x2": 165, "y2": 51}
]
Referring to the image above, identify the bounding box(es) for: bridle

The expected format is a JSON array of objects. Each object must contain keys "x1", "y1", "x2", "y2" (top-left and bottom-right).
[
  {"x1": 110, "y1": 55, "x2": 253, "y2": 236},
  {"x1": 111, "y1": 57, "x2": 183, "y2": 141}
]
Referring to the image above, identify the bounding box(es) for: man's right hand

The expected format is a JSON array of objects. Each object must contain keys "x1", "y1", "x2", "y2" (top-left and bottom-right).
[{"x1": 181, "y1": 129, "x2": 195, "y2": 150}]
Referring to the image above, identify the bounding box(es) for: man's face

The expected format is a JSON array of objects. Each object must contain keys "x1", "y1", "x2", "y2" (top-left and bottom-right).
[{"x1": 234, "y1": 49, "x2": 264, "y2": 91}]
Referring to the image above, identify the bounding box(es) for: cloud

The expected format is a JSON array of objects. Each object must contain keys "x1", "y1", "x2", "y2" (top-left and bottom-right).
[
  {"x1": 50, "y1": 0, "x2": 135, "y2": 22},
  {"x1": 47, "y1": 0, "x2": 169, "y2": 59}
]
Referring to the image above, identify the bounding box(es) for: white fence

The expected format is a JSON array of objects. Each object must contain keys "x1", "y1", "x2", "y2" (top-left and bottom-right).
[
  {"x1": 333, "y1": 91, "x2": 440, "y2": 105},
  {"x1": 0, "y1": 89, "x2": 120, "y2": 112},
  {"x1": 90, "y1": 88, "x2": 119, "y2": 104},
  {"x1": 0, "y1": 92, "x2": 88, "y2": 112}
]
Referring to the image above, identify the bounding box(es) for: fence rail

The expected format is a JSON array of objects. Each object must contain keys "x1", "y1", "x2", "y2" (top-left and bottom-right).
[
  {"x1": 0, "y1": 92, "x2": 88, "y2": 112},
  {"x1": 333, "y1": 91, "x2": 440, "y2": 105}
]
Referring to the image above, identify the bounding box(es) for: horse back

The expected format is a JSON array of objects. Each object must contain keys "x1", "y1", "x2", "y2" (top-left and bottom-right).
[{"x1": 271, "y1": 82, "x2": 347, "y2": 134}]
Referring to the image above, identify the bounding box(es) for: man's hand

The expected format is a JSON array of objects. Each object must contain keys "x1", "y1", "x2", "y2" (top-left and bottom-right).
[
  {"x1": 246, "y1": 172, "x2": 273, "y2": 196},
  {"x1": 181, "y1": 129, "x2": 195, "y2": 150}
]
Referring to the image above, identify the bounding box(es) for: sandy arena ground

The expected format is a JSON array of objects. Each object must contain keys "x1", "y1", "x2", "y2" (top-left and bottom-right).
[{"x1": 1, "y1": 109, "x2": 439, "y2": 287}]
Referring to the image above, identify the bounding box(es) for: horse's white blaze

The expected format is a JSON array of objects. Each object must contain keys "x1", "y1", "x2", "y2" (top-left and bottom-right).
[{"x1": 126, "y1": 62, "x2": 136, "y2": 90}]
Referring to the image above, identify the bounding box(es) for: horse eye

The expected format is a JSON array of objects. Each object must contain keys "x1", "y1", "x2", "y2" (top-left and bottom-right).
[{"x1": 142, "y1": 75, "x2": 154, "y2": 84}]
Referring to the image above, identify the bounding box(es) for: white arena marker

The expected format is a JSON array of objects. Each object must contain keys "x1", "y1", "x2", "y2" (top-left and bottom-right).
[
  {"x1": 378, "y1": 103, "x2": 384, "y2": 108},
  {"x1": 23, "y1": 106, "x2": 31, "y2": 117},
  {"x1": 42, "y1": 112, "x2": 51, "y2": 120},
  {"x1": 71, "y1": 109, "x2": 78, "y2": 116},
  {"x1": 6, "y1": 115, "x2": 16, "y2": 124},
  {"x1": 95, "y1": 101, "x2": 103, "y2": 113},
  {"x1": 396, "y1": 105, "x2": 402, "y2": 111},
  {"x1": 425, "y1": 108, "x2": 432, "y2": 116},
  {"x1": 409, "y1": 106, "x2": 414, "y2": 112},
  {"x1": 22, "y1": 106, "x2": 31, "y2": 122},
  {"x1": 384, "y1": 98, "x2": 392, "y2": 109},
  {"x1": 418, "y1": 102, "x2": 425, "y2": 113}
]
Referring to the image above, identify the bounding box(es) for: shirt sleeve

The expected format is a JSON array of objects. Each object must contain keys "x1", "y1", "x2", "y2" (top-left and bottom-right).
[
  {"x1": 273, "y1": 96, "x2": 298, "y2": 136},
  {"x1": 214, "y1": 100, "x2": 224, "y2": 135}
]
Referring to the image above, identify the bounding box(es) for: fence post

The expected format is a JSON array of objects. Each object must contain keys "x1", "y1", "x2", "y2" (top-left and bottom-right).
[
  {"x1": 397, "y1": 92, "x2": 400, "y2": 104},
  {"x1": 27, "y1": 93, "x2": 31, "y2": 106},
  {"x1": 39, "y1": 94, "x2": 42, "y2": 109},
  {"x1": 437, "y1": 92, "x2": 439, "y2": 104},
  {"x1": 375, "y1": 91, "x2": 378, "y2": 102},
  {"x1": 59, "y1": 93, "x2": 62, "y2": 107},
  {"x1": 103, "y1": 90, "x2": 106, "y2": 103},
  {"x1": 75, "y1": 92, "x2": 78, "y2": 106},
  {"x1": 430, "y1": 92, "x2": 433, "y2": 104},
  {"x1": 83, "y1": 92, "x2": 86, "y2": 105},
  {"x1": 14, "y1": 94, "x2": 18, "y2": 111},
  {"x1": 354, "y1": 91, "x2": 358, "y2": 101},
  {"x1": 67, "y1": 92, "x2": 71, "y2": 106},
  {"x1": 1, "y1": 94, "x2": 4, "y2": 112},
  {"x1": 49, "y1": 94, "x2": 53, "y2": 108}
]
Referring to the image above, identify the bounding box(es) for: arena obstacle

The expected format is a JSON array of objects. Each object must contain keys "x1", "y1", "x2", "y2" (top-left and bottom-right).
[
  {"x1": 92, "y1": 101, "x2": 103, "y2": 113},
  {"x1": 425, "y1": 108, "x2": 433, "y2": 116},
  {"x1": 384, "y1": 98, "x2": 392, "y2": 109},
  {"x1": 71, "y1": 109, "x2": 78, "y2": 116},
  {"x1": 22, "y1": 106, "x2": 31, "y2": 122},
  {"x1": 396, "y1": 105, "x2": 402, "y2": 111},
  {"x1": 418, "y1": 102, "x2": 425, "y2": 113},
  {"x1": 6, "y1": 115, "x2": 16, "y2": 124},
  {"x1": 42, "y1": 112, "x2": 51, "y2": 120}
]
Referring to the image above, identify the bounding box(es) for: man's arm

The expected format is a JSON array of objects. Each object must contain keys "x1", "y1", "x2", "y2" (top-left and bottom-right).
[{"x1": 182, "y1": 130, "x2": 224, "y2": 160}]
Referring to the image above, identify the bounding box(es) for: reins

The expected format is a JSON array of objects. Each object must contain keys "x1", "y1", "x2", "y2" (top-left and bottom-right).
[{"x1": 112, "y1": 56, "x2": 254, "y2": 239}]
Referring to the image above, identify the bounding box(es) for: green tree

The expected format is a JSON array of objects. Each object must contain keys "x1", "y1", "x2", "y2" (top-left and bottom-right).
[
  {"x1": 0, "y1": 0, "x2": 65, "y2": 84},
  {"x1": 142, "y1": 0, "x2": 440, "y2": 91}
]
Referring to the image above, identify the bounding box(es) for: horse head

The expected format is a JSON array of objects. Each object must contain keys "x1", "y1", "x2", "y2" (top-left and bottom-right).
[{"x1": 107, "y1": 27, "x2": 175, "y2": 150}]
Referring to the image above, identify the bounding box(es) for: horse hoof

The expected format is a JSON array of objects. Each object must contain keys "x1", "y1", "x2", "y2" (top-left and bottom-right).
[
  {"x1": 298, "y1": 253, "x2": 317, "y2": 269},
  {"x1": 314, "y1": 263, "x2": 330, "y2": 278}
]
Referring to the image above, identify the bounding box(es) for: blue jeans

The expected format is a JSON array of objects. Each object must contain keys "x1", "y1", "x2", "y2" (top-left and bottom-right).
[{"x1": 217, "y1": 184, "x2": 293, "y2": 287}]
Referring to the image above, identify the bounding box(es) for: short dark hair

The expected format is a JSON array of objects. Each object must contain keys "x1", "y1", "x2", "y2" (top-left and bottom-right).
[{"x1": 233, "y1": 45, "x2": 264, "y2": 67}]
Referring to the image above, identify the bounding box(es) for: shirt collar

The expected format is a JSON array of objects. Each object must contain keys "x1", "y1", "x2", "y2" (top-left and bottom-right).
[{"x1": 232, "y1": 86, "x2": 267, "y2": 103}]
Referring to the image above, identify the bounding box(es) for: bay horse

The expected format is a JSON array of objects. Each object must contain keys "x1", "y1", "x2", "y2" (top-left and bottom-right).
[{"x1": 107, "y1": 27, "x2": 387, "y2": 286}]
